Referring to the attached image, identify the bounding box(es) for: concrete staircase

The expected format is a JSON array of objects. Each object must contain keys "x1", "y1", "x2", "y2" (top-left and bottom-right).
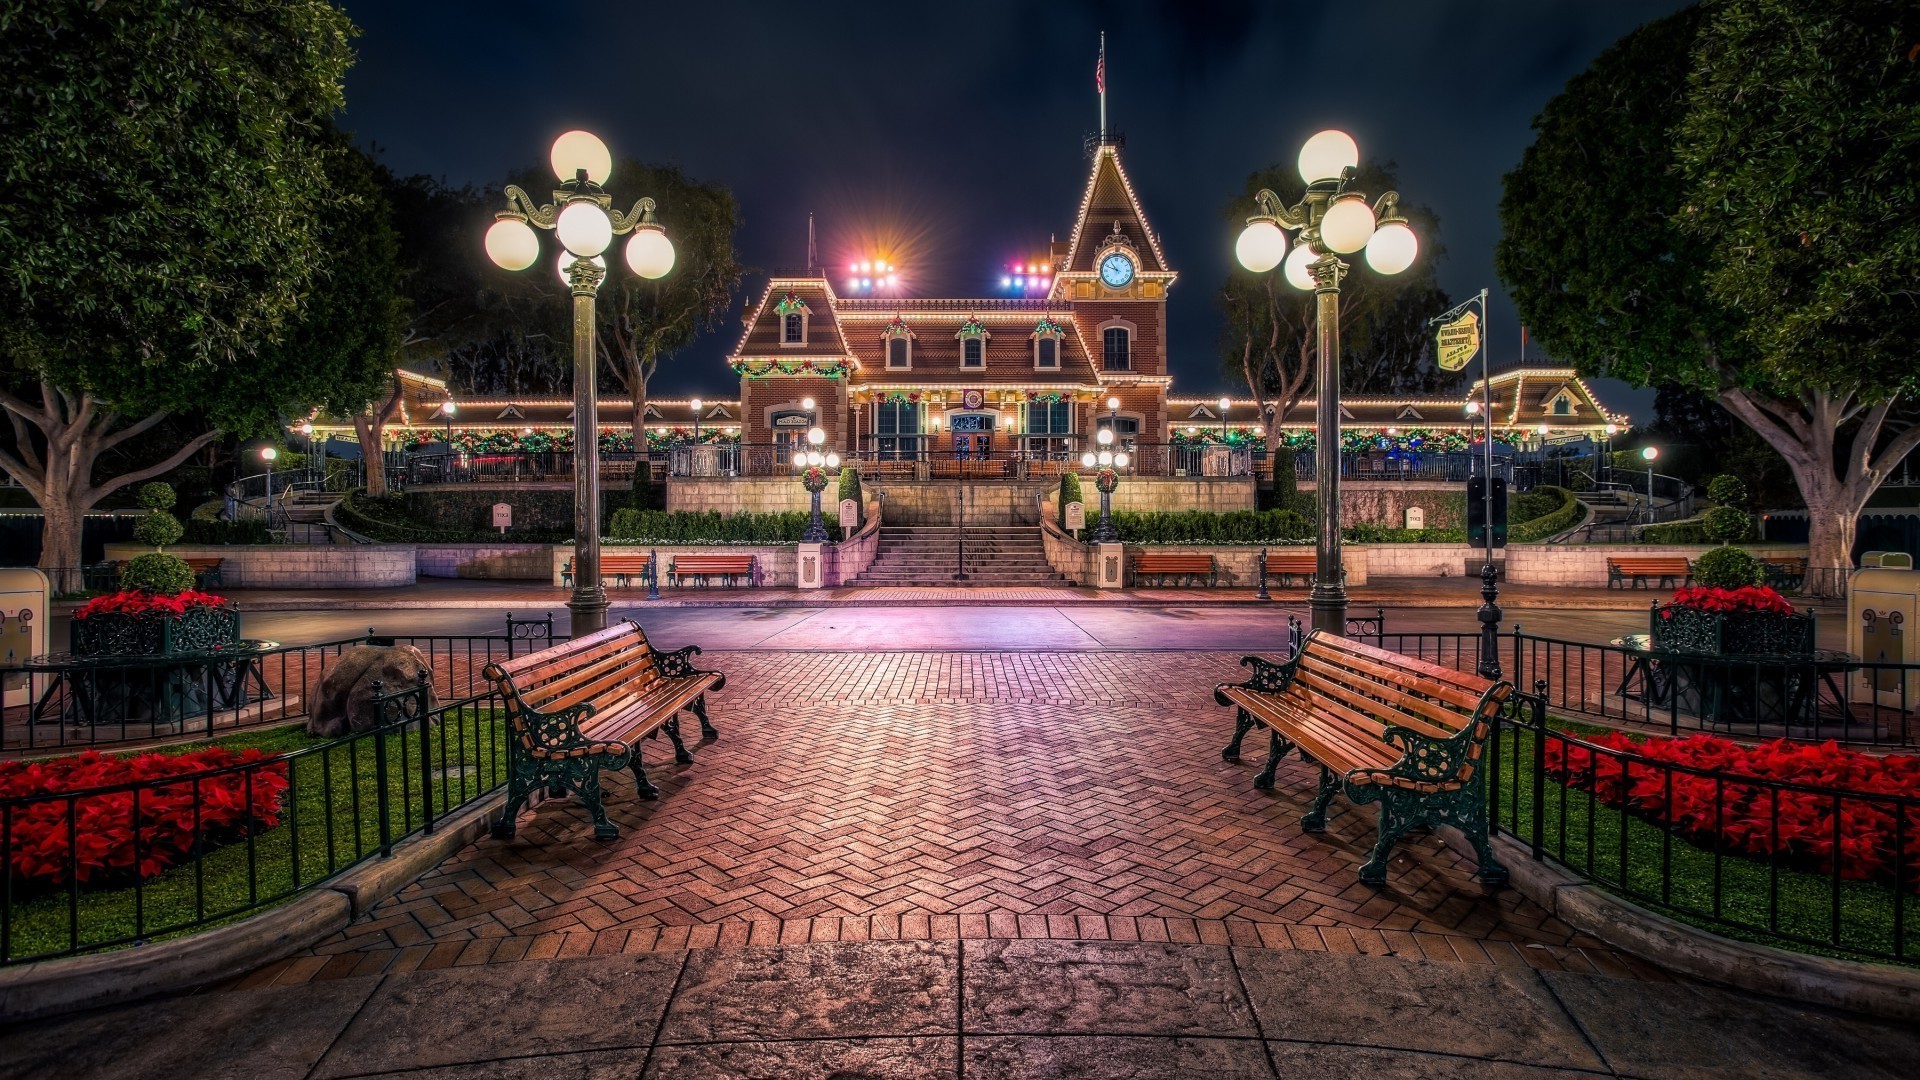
[{"x1": 850, "y1": 526, "x2": 1073, "y2": 587}]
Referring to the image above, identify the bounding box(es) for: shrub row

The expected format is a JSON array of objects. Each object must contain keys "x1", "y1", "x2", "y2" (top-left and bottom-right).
[
  {"x1": 1111, "y1": 510, "x2": 1312, "y2": 545},
  {"x1": 1509, "y1": 486, "x2": 1581, "y2": 543},
  {"x1": 605, "y1": 509, "x2": 811, "y2": 544}
]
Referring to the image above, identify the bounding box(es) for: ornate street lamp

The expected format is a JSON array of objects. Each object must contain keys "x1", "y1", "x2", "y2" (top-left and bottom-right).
[
  {"x1": 484, "y1": 130, "x2": 674, "y2": 636},
  {"x1": 441, "y1": 399, "x2": 457, "y2": 444},
  {"x1": 691, "y1": 397, "x2": 703, "y2": 442},
  {"x1": 1236, "y1": 129, "x2": 1418, "y2": 634},
  {"x1": 1081, "y1": 429, "x2": 1128, "y2": 542},
  {"x1": 1642, "y1": 445, "x2": 1660, "y2": 523},
  {"x1": 799, "y1": 426, "x2": 841, "y2": 542}
]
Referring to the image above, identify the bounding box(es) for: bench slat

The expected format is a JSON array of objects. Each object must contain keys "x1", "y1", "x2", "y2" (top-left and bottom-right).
[
  {"x1": 1292, "y1": 666, "x2": 1463, "y2": 742},
  {"x1": 1312, "y1": 634, "x2": 1496, "y2": 697},
  {"x1": 489, "y1": 622, "x2": 636, "y2": 681},
  {"x1": 1303, "y1": 642, "x2": 1492, "y2": 713},
  {"x1": 534, "y1": 651, "x2": 663, "y2": 715}
]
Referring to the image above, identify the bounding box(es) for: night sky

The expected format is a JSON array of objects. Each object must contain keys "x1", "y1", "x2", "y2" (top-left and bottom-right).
[{"x1": 336, "y1": 0, "x2": 1688, "y2": 417}]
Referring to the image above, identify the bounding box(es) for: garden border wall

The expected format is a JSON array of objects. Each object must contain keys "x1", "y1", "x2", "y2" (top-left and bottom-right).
[{"x1": 102, "y1": 543, "x2": 416, "y2": 589}]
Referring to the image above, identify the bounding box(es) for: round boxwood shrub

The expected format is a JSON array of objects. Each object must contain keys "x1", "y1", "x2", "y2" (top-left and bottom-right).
[
  {"x1": 1691, "y1": 545, "x2": 1766, "y2": 589},
  {"x1": 1706, "y1": 474, "x2": 1748, "y2": 508},
  {"x1": 133, "y1": 509, "x2": 185, "y2": 549},
  {"x1": 121, "y1": 552, "x2": 195, "y2": 595},
  {"x1": 1700, "y1": 504, "x2": 1753, "y2": 544},
  {"x1": 137, "y1": 481, "x2": 177, "y2": 510}
]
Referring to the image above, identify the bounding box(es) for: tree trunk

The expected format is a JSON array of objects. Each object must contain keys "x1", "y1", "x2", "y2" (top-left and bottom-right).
[
  {"x1": 629, "y1": 370, "x2": 647, "y2": 458},
  {"x1": 1803, "y1": 495, "x2": 1856, "y2": 595},
  {"x1": 37, "y1": 494, "x2": 86, "y2": 595},
  {"x1": 354, "y1": 413, "x2": 387, "y2": 498}
]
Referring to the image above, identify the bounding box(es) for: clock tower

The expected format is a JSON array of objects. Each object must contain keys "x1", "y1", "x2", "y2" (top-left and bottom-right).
[{"x1": 1051, "y1": 142, "x2": 1176, "y2": 450}]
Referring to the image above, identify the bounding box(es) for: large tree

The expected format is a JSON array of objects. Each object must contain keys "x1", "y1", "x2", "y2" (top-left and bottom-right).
[
  {"x1": 592, "y1": 162, "x2": 743, "y2": 443},
  {"x1": 1498, "y1": 1, "x2": 1920, "y2": 576},
  {"x1": 1220, "y1": 162, "x2": 1449, "y2": 427},
  {"x1": 0, "y1": 0, "x2": 360, "y2": 574}
]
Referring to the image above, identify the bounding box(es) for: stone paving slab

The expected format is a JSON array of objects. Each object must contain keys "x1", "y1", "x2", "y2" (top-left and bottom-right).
[{"x1": 7, "y1": 942, "x2": 1919, "y2": 1079}]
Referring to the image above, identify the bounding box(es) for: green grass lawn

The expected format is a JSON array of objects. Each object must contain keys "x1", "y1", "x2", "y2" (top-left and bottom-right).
[
  {"x1": 3, "y1": 709, "x2": 507, "y2": 963},
  {"x1": 1493, "y1": 723, "x2": 1916, "y2": 967}
]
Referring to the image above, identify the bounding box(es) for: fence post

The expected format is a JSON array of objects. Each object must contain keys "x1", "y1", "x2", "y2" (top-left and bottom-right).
[
  {"x1": 416, "y1": 673, "x2": 435, "y2": 835},
  {"x1": 1530, "y1": 681, "x2": 1547, "y2": 861},
  {"x1": 371, "y1": 680, "x2": 392, "y2": 858}
]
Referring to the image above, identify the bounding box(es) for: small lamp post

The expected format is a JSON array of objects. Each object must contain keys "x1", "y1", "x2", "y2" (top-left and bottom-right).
[
  {"x1": 1218, "y1": 396, "x2": 1231, "y2": 444},
  {"x1": 1235, "y1": 129, "x2": 1419, "y2": 634},
  {"x1": 800, "y1": 426, "x2": 839, "y2": 542},
  {"x1": 1604, "y1": 423, "x2": 1619, "y2": 485},
  {"x1": 803, "y1": 396, "x2": 816, "y2": 427},
  {"x1": 691, "y1": 398, "x2": 704, "y2": 442},
  {"x1": 1084, "y1": 428, "x2": 1126, "y2": 542},
  {"x1": 441, "y1": 400, "x2": 457, "y2": 445},
  {"x1": 1641, "y1": 445, "x2": 1660, "y2": 522},
  {"x1": 260, "y1": 446, "x2": 277, "y2": 514}
]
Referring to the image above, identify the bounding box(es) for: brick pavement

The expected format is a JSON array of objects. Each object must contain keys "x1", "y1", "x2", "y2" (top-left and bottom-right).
[{"x1": 246, "y1": 650, "x2": 1662, "y2": 987}]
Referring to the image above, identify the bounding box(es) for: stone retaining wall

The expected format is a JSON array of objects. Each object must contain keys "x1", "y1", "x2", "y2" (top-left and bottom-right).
[
  {"x1": 104, "y1": 543, "x2": 416, "y2": 589},
  {"x1": 665, "y1": 479, "x2": 811, "y2": 515},
  {"x1": 1504, "y1": 543, "x2": 1810, "y2": 588},
  {"x1": 415, "y1": 544, "x2": 552, "y2": 580},
  {"x1": 550, "y1": 545, "x2": 800, "y2": 588}
]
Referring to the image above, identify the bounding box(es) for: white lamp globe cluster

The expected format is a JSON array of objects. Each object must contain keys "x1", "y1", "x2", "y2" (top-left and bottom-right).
[
  {"x1": 485, "y1": 131, "x2": 675, "y2": 282},
  {"x1": 1235, "y1": 129, "x2": 1419, "y2": 286},
  {"x1": 1079, "y1": 427, "x2": 1129, "y2": 470},
  {"x1": 800, "y1": 426, "x2": 840, "y2": 470}
]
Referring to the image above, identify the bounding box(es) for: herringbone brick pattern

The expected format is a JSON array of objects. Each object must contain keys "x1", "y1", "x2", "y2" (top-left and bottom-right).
[{"x1": 258, "y1": 650, "x2": 1659, "y2": 985}]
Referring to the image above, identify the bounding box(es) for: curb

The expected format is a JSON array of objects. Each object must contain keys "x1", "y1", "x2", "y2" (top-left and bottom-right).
[
  {"x1": 1444, "y1": 830, "x2": 1920, "y2": 1022},
  {"x1": 0, "y1": 793, "x2": 505, "y2": 1023}
]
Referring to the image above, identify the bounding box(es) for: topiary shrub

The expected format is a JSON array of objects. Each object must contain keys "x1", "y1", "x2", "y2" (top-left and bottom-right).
[
  {"x1": 1270, "y1": 445, "x2": 1297, "y2": 511},
  {"x1": 630, "y1": 460, "x2": 660, "y2": 511},
  {"x1": 1691, "y1": 545, "x2": 1767, "y2": 588},
  {"x1": 133, "y1": 509, "x2": 184, "y2": 549},
  {"x1": 1706, "y1": 474, "x2": 1748, "y2": 508},
  {"x1": 837, "y1": 466, "x2": 863, "y2": 525},
  {"x1": 1059, "y1": 473, "x2": 1083, "y2": 530},
  {"x1": 1701, "y1": 504, "x2": 1753, "y2": 544},
  {"x1": 136, "y1": 482, "x2": 176, "y2": 510},
  {"x1": 120, "y1": 552, "x2": 195, "y2": 595}
]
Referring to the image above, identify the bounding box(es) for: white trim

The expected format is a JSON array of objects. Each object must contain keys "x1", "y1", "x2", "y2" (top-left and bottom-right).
[
  {"x1": 1095, "y1": 318, "x2": 1136, "y2": 372},
  {"x1": 780, "y1": 310, "x2": 810, "y2": 348}
]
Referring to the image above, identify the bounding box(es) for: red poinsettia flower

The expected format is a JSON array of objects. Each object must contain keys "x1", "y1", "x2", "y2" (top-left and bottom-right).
[
  {"x1": 1665, "y1": 584, "x2": 1793, "y2": 616},
  {"x1": 75, "y1": 589, "x2": 231, "y2": 620}
]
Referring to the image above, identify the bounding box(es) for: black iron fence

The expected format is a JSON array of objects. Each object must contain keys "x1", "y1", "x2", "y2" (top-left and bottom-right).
[
  {"x1": 0, "y1": 680, "x2": 510, "y2": 965},
  {"x1": 1488, "y1": 688, "x2": 1916, "y2": 964},
  {"x1": 1, "y1": 615, "x2": 559, "y2": 752}
]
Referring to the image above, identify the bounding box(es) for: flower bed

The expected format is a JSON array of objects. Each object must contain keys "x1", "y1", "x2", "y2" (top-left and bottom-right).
[
  {"x1": 1, "y1": 748, "x2": 289, "y2": 889},
  {"x1": 69, "y1": 590, "x2": 239, "y2": 657},
  {"x1": 1653, "y1": 584, "x2": 1812, "y2": 654},
  {"x1": 1546, "y1": 732, "x2": 1920, "y2": 893}
]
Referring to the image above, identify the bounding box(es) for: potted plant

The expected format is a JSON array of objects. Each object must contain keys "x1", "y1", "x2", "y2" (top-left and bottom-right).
[
  {"x1": 1652, "y1": 546, "x2": 1812, "y2": 655},
  {"x1": 71, "y1": 553, "x2": 240, "y2": 658}
]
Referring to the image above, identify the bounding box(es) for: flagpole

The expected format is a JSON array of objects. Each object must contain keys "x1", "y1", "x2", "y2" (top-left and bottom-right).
[{"x1": 1099, "y1": 32, "x2": 1107, "y2": 138}]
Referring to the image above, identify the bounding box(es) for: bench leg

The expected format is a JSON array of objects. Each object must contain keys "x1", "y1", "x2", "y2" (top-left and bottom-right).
[
  {"x1": 491, "y1": 775, "x2": 532, "y2": 840},
  {"x1": 628, "y1": 751, "x2": 660, "y2": 801},
  {"x1": 663, "y1": 715, "x2": 694, "y2": 765},
  {"x1": 1300, "y1": 765, "x2": 1341, "y2": 833},
  {"x1": 688, "y1": 694, "x2": 719, "y2": 740},
  {"x1": 1358, "y1": 793, "x2": 1418, "y2": 886},
  {"x1": 1222, "y1": 707, "x2": 1255, "y2": 762},
  {"x1": 575, "y1": 768, "x2": 618, "y2": 841},
  {"x1": 1253, "y1": 729, "x2": 1291, "y2": 790}
]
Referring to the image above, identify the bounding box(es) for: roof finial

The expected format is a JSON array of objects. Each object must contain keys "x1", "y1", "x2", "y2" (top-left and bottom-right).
[{"x1": 806, "y1": 212, "x2": 816, "y2": 273}]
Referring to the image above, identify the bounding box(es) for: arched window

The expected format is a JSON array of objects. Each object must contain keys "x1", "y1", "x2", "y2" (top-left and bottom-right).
[
  {"x1": 1103, "y1": 326, "x2": 1130, "y2": 371},
  {"x1": 784, "y1": 313, "x2": 804, "y2": 343},
  {"x1": 1553, "y1": 396, "x2": 1571, "y2": 416},
  {"x1": 1036, "y1": 338, "x2": 1058, "y2": 368},
  {"x1": 956, "y1": 318, "x2": 989, "y2": 370},
  {"x1": 888, "y1": 337, "x2": 910, "y2": 368},
  {"x1": 774, "y1": 292, "x2": 810, "y2": 348}
]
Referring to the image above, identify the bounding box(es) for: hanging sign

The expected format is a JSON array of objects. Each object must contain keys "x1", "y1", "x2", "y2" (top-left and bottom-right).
[{"x1": 1436, "y1": 310, "x2": 1480, "y2": 372}]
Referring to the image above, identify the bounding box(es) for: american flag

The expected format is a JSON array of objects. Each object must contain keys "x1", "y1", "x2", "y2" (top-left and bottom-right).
[{"x1": 1095, "y1": 45, "x2": 1104, "y2": 93}]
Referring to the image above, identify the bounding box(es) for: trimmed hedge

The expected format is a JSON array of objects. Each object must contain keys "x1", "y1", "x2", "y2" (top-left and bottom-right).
[
  {"x1": 1509, "y1": 486, "x2": 1581, "y2": 543},
  {"x1": 1640, "y1": 519, "x2": 1711, "y2": 544},
  {"x1": 605, "y1": 509, "x2": 809, "y2": 544},
  {"x1": 1341, "y1": 524, "x2": 1468, "y2": 544},
  {"x1": 335, "y1": 490, "x2": 571, "y2": 544},
  {"x1": 1111, "y1": 510, "x2": 1312, "y2": 545},
  {"x1": 1059, "y1": 473, "x2": 1082, "y2": 530}
]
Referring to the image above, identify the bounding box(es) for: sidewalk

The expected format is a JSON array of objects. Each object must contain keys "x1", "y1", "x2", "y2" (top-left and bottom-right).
[{"x1": 53, "y1": 575, "x2": 1764, "y2": 614}]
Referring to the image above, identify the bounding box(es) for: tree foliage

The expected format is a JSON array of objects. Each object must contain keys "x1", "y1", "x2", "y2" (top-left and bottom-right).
[
  {"x1": 1497, "y1": 0, "x2": 1920, "y2": 580},
  {"x1": 1220, "y1": 162, "x2": 1450, "y2": 424}
]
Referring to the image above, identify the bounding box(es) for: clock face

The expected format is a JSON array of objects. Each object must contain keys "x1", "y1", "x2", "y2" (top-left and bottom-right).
[{"x1": 1099, "y1": 252, "x2": 1136, "y2": 289}]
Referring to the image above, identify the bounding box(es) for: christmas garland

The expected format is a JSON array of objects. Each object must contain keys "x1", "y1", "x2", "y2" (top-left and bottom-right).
[
  {"x1": 730, "y1": 359, "x2": 851, "y2": 380},
  {"x1": 430, "y1": 429, "x2": 741, "y2": 456}
]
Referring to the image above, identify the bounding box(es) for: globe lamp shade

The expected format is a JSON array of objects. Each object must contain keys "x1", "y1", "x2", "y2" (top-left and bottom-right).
[
  {"x1": 555, "y1": 201, "x2": 613, "y2": 257},
  {"x1": 1096, "y1": 428, "x2": 1114, "y2": 447},
  {"x1": 1282, "y1": 244, "x2": 1316, "y2": 291},
  {"x1": 1106, "y1": 396, "x2": 1119, "y2": 411},
  {"x1": 1081, "y1": 452, "x2": 1097, "y2": 469},
  {"x1": 808, "y1": 427, "x2": 826, "y2": 447},
  {"x1": 1113, "y1": 452, "x2": 1130, "y2": 469},
  {"x1": 1234, "y1": 219, "x2": 1287, "y2": 273},
  {"x1": 1642, "y1": 446, "x2": 1659, "y2": 462},
  {"x1": 485, "y1": 218, "x2": 540, "y2": 271},
  {"x1": 1363, "y1": 221, "x2": 1417, "y2": 275},
  {"x1": 625, "y1": 226, "x2": 675, "y2": 280},
  {"x1": 556, "y1": 251, "x2": 606, "y2": 286},
  {"x1": 549, "y1": 130, "x2": 612, "y2": 184},
  {"x1": 1318, "y1": 195, "x2": 1376, "y2": 254},
  {"x1": 1297, "y1": 129, "x2": 1359, "y2": 185},
  {"x1": 261, "y1": 447, "x2": 277, "y2": 461},
  {"x1": 824, "y1": 452, "x2": 841, "y2": 469}
]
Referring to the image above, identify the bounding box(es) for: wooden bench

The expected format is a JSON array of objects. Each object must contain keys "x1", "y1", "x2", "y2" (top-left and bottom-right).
[
  {"x1": 1262, "y1": 551, "x2": 1319, "y2": 587},
  {"x1": 669, "y1": 554, "x2": 756, "y2": 587},
  {"x1": 601, "y1": 551, "x2": 655, "y2": 588},
  {"x1": 1134, "y1": 551, "x2": 1216, "y2": 587},
  {"x1": 183, "y1": 557, "x2": 225, "y2": 588},
  {"x1": 1215, "y1": 631, "x2": 1513, "y2": 886},
  {"x1": 481, "y1": 620, "x2": 724, "y2": 840},
  {"x1": 1606, "y1": 556, "x2": 1692, "y2": 589},
  {"x1": 1761, "y1": 556, "x2": 1808, "y2": 591}
]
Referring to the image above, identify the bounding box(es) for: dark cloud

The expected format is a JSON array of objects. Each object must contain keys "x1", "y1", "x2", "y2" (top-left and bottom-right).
[{"x1": 338, "y1": 0, "x2": 1688, "y2": 417}]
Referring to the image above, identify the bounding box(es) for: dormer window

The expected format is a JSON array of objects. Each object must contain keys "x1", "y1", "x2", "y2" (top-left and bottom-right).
[
  {"x1": 957, "y1": 318, "x2": 989, "y2": 370},
  {"x1": 1032, "y1": 317, "x2": 1065, "y2": 370},
  {"x1": 773, "y1": 293, "x2": 811, "y2": 348},
  {"x1": 882, "y1": 317, "x2": 913, "y2": 370},
  {"x1": 1553, "y1": 396, "x2": 1572, "y2": 416}
]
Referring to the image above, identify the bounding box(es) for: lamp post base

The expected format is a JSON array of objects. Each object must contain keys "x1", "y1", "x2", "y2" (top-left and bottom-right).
[
  {"x1": 567, "y1": 587, "x2": 610, "y2": 638},
  {"x1": 1308, "y1": 583, "x2": 1347, "y2": 636},
  {"x1": 802, "y1": 490, "x2": 829, "y2": 543},
  {"x1": 1476, "y1": 560, "x2": 1503, "y2": 680}
]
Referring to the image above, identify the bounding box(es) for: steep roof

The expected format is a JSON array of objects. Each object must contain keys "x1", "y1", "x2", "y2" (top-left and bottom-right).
[
  {"x1": 1061, "y1": 145, "x2": 1169, "y2": 274},
  {"x1": 729, "y1": 276, "x2": 855, "y2": 362},
  {"x1": 838, "y1": 301, "x2": 1096, "y2": 386}
]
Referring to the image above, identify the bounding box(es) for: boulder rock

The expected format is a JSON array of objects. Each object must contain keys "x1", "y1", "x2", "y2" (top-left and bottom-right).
[{"x1": 306, "y1": 643, "x2": 436, "y2": 738}]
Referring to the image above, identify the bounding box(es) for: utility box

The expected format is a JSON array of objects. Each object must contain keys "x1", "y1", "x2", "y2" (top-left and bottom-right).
[
  {"x1": 0, "y1": 568, "x2": 49, "y2": 709},
  {"x1": 1850, "y1": 553, "x2": 1919, "y2": 704}
]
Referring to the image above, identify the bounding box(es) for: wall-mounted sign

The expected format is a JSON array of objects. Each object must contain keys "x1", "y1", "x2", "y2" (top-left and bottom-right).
[
  {"x1": 962, "y1": 389, "x2": 985, "y2": 410},
  {"x1": 492, "y1": 502, "x2": 512, "y2": 534}
]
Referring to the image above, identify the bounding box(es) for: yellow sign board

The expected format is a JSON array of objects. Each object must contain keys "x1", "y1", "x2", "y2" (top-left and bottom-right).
[{"x1": 1436, "y1": 310, "x2": 1480, "y2": 372}]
